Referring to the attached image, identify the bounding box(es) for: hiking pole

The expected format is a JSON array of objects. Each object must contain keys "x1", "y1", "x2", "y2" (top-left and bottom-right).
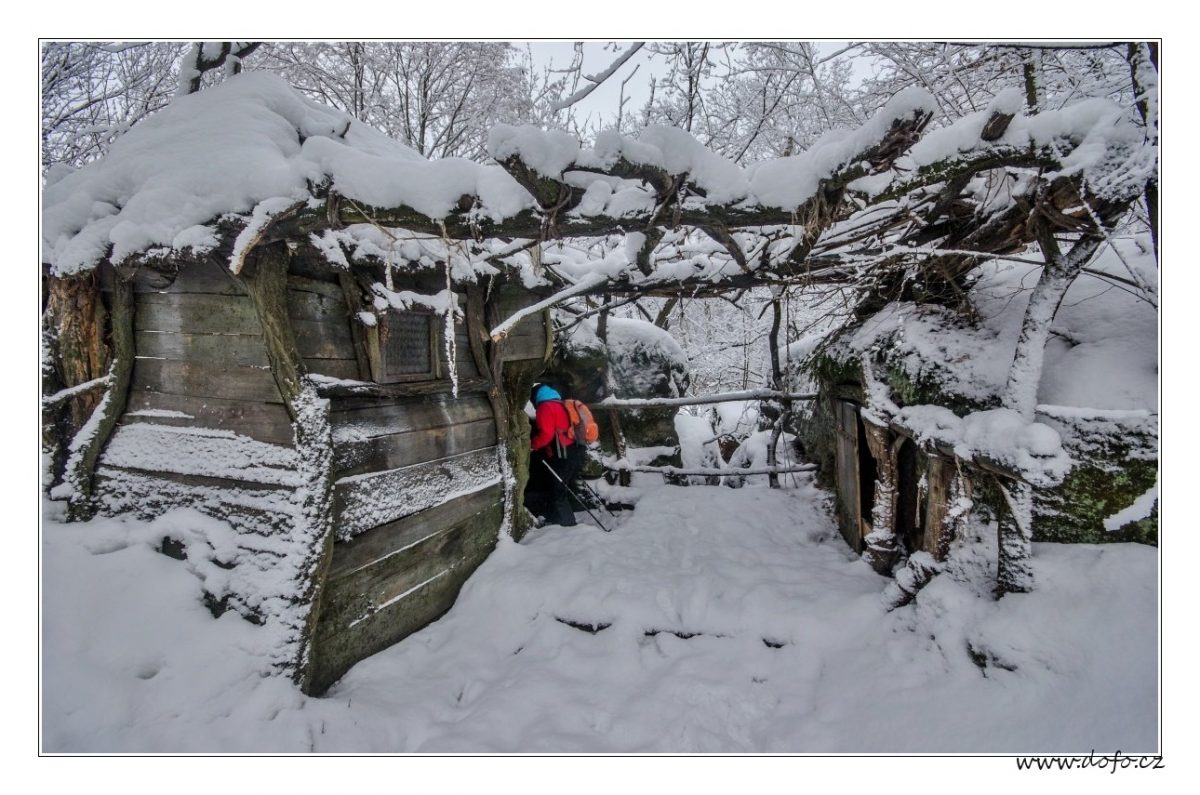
[
  {"x1": 542, "y1": 460, "x2": 611, "y2": 532},
  {"x1": 574, "y1": 476, "x2": 618, "y2": 519}
]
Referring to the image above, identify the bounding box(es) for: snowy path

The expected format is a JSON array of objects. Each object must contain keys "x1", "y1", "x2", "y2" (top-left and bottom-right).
[{"x1": 41, "y1": 479, "x2": 1157, "y2": 753}]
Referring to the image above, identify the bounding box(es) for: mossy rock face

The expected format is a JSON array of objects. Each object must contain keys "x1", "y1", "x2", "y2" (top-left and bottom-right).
[
  {"x1": 1033, "y1": 416, "x2": 1158, "y2": 545},
  {"x1": 796, "y1": 325, "x2": 1159, "y2": 548},
  {"x1": 542, "y1": 338, "x2": 608, "y2": 405},
  {"x1": 788, "y1": 396, "x2": 837, "y2": 491},
  {"x1": 881, "y1": 358, "x2": 998, "y2": 415},
  {"x1": 544, "y1": 317, "x2": 688, "y2": 452}
]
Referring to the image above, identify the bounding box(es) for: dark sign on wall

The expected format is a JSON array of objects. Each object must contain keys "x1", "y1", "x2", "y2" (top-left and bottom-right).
[{"x1": 371, "y1": 310, "x2": 437, "y2": 383}]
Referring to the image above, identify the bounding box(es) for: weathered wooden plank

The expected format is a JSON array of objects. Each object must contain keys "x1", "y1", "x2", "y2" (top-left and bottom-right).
[
  {"x1": 131, "y1": 357, "x2": 284, "y2": 403},
  {"x1": 330, "y1": 392, "x2": 494, "y2": 437},
  {"x1": 333, "y1": 447, "x2": 501, "y2": 537},
  {"x1": 122, "y1": 389, "x2": 295, "y2": 445},
  {"x1": 334, "y1": 417, "x2": 498, "y2": 478},
  {"x1": 287, "y1": 288, "x2": 349, "y2": 322},
  {"x1": 318, "y1": 521, "x2": 478, "y2": 631},
  {"x1": 494, "y1": 282, "x2": 543, "y2": 317},
  {"x1": 97, "y1": 462, "x2": 294, "y2": 494},
  {"x1": 328, "y1": 483, "x2": 502, "y2": 581},
  {"x1": 302, "y1": 358, "x2": 361, "y2": 381},
  {"x1": 135, "y1": 293, "x2": 263, "y2": 335},
  {"x1": 335, "y1": 271, "x2": 373, "y2": 381},
  {"x1": 135, "y1": 330, "x2": 269, "y2": 367},
  {"x1": 132, "y1": 260, "x2": 247, "y2": 295},
  {"x1": 287, "y1": 274, "x2": 346, "y2": 300},
  {"x1": 316, "y1": 377, "x2": 492, "y2": 402},
  {"x1": 456, "y1": 351, "x2": 481, "y2": 378},
  {"x1": 287, "y1": 254, "x2": 345, "y2": 285},
  {"x1": 499, "y1": 325, "x2": 549, "y2": 362},
  {"x1": 833, "y1": 400, "x2": 864, "y2": 553},
  {"x1": 293, "y1": 317, "x2": 355, "y2": 360},
  {"x1": 101, "y1": 419, "x2": 300, "y2": 486},
  {"x1": 452, "y1": 325, "x2": 480, "y2": 378},
  {"x1": 308, "y1": 497, "x2": 501, "y2": 693},
  {"x1": 95, "y1": 466, "x2": 295, "y2": 538}
]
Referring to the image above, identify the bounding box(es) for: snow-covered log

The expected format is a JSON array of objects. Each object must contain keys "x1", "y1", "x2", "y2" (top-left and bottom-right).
[
  {"x1": 42, "y1": 72, "x2": 1150, "y2": 306},
  {"x1": 598, "y1": 389, "x2": 816, "y2": 409},
  {"x1": 606, "y1": 463, "x2": 817, "y2": 478}
]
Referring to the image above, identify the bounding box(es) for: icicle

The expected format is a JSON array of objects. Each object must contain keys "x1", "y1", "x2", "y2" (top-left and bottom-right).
[
  {"x1": 496, "y1": 442, "x2": 517, "y2": 544},
  {"x1": 384, "y1": 238, "x2": 396, "y2": 292},
  {"x1": 444, "y1": 258, "x2": 459, "y2": 398},
  {"x1": 436, "y1": 222, "x2": 461, "y2": 399}
]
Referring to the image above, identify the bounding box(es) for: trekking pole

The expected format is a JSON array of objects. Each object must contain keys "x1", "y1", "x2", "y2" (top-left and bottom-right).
[
  {"x1": 575, "y1": 476, "x2": 618, "y2": 519},
  {"x1": 542, "y1": 460, "x2": 611, "y2": 532}
]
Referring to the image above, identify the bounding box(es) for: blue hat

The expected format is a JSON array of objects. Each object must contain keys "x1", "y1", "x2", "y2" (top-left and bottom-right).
[{"x1": 534, "y1": 384, "x2": 562, "y2": 404}]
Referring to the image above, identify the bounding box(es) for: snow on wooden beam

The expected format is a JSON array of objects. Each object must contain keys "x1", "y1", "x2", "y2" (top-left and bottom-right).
[
  {"x1": 598, "y1": 389, "x2": 817, "y2": 410},
  {"x1": 41, "y1": 374, "x2": 113, "y2": 408},
  {"x1": 489, "y1": 272, "x2": 608, "y2": 341},
  {"x1": 606, "y1": 463, "x2": 817, "y2": 477}
]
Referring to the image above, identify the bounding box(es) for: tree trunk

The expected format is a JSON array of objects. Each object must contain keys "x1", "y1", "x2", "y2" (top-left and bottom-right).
[
  {"x1": 996, "y1": 479, "x2": 1034, "y2": 594},
  {"x1": 1127, "y1": 42, "x2": 1159, "y2": 260},
  {"x1": 997, "y1": 231, "x2": 1102, "y2": 594},
  {"x1": 861, "y1": 423, "x2": 899, "y2": 575},
  {"x1": 45, "y1": 272, "x2": 108, "y2": 434},
  {"x1": 1003, "y1": 233, "x2": 1104, "y2": 421},
  {"x1": 598, "y1": 297, "x2": 631, "y2": 487},
  {"x1": 54, "y1": 274, "x2": 134, "y2": 520}
]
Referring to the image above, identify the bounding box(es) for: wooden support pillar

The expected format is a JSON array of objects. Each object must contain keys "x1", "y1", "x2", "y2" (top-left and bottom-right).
[
  {"x1": 923, "y1": 458, "x2": 972, "y2": 563},
  {"x1": 995, "y1": 478, "x2": 1035, "y2": 595},
  {"x1": 236, "y1": 244, "x2": 336, "y2": 691},
  {"x1": 58, "y1": 272, "x2": 135, "y2": 520},
  {"x1": 860, "y1": 420, "x2": 899, "y2": 575},
  {"x1": 478, "y1": 281, "x2": 544, "y2": 540}
]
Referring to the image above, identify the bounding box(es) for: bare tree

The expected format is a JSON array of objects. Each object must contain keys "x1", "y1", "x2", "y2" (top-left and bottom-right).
[
  {"x1": 41, "y1": 41, "x2": 183, "y2": 170},
  {"x1": 260, "y1": 42, "x2": 528, "y2": 161}
]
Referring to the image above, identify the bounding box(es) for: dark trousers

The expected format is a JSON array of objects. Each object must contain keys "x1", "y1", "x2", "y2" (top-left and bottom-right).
[{"x1": 527, "y1": 447, "x2": 580, "y2": 526}]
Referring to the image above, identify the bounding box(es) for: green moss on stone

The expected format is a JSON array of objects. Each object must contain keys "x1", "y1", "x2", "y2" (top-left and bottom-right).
[{"x1": 1035, "y1": 456, "x2": 1157, "y2": 544}]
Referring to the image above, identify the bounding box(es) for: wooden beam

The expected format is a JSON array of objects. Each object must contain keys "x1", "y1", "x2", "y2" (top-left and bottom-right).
[{"x1": 599, "y1": 389, "x2": 817, "y2": 409}]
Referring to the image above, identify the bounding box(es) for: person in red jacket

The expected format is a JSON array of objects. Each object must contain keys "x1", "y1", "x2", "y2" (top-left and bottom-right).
[{"x1": 527, "y1": 382, "x2": 578, "y2": 526}]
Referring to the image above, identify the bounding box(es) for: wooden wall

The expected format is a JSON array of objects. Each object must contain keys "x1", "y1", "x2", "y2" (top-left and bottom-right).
[
  {"x1": 493, "y1": 282, "x2": 551, "y2": 363},
  {"x1": 96, "y1": 261, "x2": 297, "y2": 536},
  {"x1": 93, "y1": 256, "x2": 552, "y2": 693}
]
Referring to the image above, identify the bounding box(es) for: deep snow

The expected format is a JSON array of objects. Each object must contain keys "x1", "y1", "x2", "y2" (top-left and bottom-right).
[{"x1": 41, "y1": 477, "x2": 1157, "y2": 754}]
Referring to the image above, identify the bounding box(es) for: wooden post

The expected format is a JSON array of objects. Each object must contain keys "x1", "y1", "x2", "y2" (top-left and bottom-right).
[
  {"x1": 336, "y1": 271, "x2": 374, "y2": 380},
  {"x1": 995, "y1": 478, "x2": 1035, "y2": 595},
  {"x1": 236, "y1": 244, "x2": 336, "y2": 691},
  {"x1": 860, "y1": 421, "x2": 899, "y2": 575},
  {"x1": 765, "y1": 294, "x2": 786, "y2": 489},
  {"x1": 598, "y1": 296, "x2": 630, "y2": 487},
  {"x1": 479, "y1": 280, "x2": 544, "y2": 540},
  {"x1": 58, "y1": 272, "x2": 135, "y2": 520}
]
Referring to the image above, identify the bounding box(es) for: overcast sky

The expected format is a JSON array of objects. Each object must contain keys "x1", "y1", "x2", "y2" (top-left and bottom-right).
[{"x1": 522, "y1": 41, "x2": 869, "y2": 131}]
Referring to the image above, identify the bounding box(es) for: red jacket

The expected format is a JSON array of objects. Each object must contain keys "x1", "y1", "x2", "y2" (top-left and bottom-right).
[{"x1": 531, "y1": 400, "x2": 573, "y2": 455}]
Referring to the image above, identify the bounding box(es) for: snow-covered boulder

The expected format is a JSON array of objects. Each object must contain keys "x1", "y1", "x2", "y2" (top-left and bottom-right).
[{"x1": 547, "y1": 316, "x2": 689, "y2": 455}]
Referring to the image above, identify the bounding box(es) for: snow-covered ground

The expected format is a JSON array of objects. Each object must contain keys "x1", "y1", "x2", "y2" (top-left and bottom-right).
[{"x1": 41, "y1": 478, "x2": 1156, "y2": 754}]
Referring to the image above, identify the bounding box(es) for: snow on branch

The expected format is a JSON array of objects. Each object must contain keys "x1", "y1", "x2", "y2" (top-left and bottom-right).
[
  {"x1": 489, "y1": 272, "x2": 608, "y2": 341},
  {"x1": 42, "y1": 71, "x2": 1153, "y2": 296},
  {"x1": 606, "y1": 463, "x2": 817, "y2": 477},
  {"x1": 549, "y1": 43, "x2": 645, "y2": 113},
  {"x1": 599, "y1": 389, "x2": 816, "y2": 410},
  {"x1": 42, "y1": 374, "x2": 112, "y2": 408}
]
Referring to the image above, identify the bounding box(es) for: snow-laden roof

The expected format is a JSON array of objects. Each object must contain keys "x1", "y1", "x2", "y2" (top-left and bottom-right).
[
  {"x1": 43, "y1": 70, "x2": 1151, "y2": 285},
  {"x1": 40, "y1": 75, "x2": 940, "y2": 277},
  {"x1": 41, "y1": 72, "x2": 535, "y2": 275}
]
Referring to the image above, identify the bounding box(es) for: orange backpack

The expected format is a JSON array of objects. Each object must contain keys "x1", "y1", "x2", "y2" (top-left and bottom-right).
[{"x1": 564, "y1": 399, "x2": 600, "y2": 445}]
